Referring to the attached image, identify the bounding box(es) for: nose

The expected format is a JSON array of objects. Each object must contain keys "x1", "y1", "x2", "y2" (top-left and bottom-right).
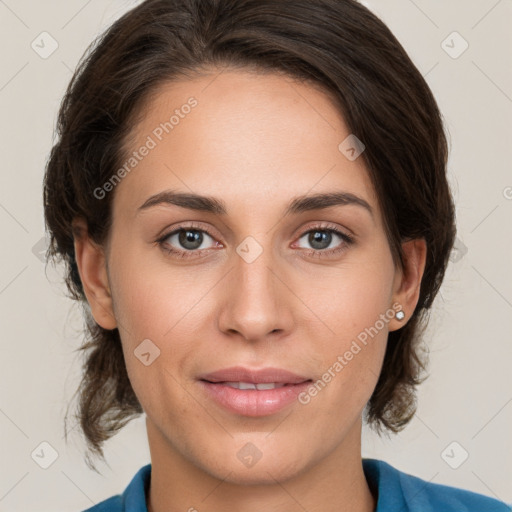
[{"x1": 217, "y1": 242, "x2": 294, "y2": 342}]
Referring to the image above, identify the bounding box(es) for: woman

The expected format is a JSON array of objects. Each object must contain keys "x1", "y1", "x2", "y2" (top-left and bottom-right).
[{"x1": 43, "y1": 0, "x2": 510, "y2": 511}]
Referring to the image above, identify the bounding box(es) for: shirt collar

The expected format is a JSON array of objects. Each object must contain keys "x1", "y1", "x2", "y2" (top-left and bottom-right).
[
  {"x1": 121, "y1": 463, "x2": 151, "y2": 511},
  {"x1": 363, "y1": 457, "x2": 407, "y2": 511}
]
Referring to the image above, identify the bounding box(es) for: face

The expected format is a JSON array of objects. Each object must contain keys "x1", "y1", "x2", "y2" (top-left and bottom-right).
[{"x1": 81, "y1": 69, "x2": 417, "y2": 485}]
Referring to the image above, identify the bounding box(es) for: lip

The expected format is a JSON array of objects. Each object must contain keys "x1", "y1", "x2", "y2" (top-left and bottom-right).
[
  {"x1": 198, "y1": 366, "x2": 310, "y2": 384},
  {"x1": 198, "y1": 366, "x2": 312, "y2": 417}
]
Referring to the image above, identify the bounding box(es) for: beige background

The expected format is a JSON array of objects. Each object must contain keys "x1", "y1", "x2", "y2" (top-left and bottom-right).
[{"x1": 0, "y1": 0, "x2": 511, "y2": 510}]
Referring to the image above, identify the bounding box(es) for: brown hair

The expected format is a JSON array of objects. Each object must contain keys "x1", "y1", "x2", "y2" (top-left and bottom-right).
[{"x1": 43, "y1": 0, "x2": 456, "y2": 468}]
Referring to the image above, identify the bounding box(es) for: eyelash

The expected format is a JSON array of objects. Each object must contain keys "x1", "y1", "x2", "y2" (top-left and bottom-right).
[{"x1": 156, "y1": 222, "x2": 355, "y2": 260}]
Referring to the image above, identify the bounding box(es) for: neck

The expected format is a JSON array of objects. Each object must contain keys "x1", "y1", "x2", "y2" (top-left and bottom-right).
[{"x1": 146, "y1": 418, "x2": 376, "y2": 512}]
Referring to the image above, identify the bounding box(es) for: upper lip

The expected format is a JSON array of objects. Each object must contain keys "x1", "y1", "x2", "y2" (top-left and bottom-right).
[{"x1": 199, "y1": 366, "x2": 311, "y2": 384}]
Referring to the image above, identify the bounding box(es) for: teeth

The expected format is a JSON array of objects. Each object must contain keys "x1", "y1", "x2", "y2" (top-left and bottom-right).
[
  {"x1": 223, "y1": 382, "x2": 287, "y2": 390},
  {"x1": 239, "y1": 382, "x2": 257, "y2": 390},
  {"x1": 255, "y1": 382, "x2": 280, "y2": 390}
]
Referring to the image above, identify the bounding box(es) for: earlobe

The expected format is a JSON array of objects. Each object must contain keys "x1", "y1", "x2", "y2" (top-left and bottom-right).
[
  {"x1": 389, "y1": 238, "x2": 427, "y2": 331},
  {"x1": 72, "y1": 217, "x2": 117, "y2": 330}
]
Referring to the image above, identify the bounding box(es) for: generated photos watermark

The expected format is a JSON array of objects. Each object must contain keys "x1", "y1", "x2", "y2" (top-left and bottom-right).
[{"x1": 298, "y1": 302, "x2": 402, "y2": 405}]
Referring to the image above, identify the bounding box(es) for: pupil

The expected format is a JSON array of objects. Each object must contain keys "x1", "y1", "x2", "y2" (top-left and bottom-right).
[
  {"x1": 310, "y1": 231, "x2": 331, "y2": 250},
  {"x1": 179, "y1": 230, "x2": 202, "y2": 250}
]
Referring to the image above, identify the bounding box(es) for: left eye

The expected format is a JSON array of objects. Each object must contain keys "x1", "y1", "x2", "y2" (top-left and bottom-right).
[{"x1": 296, "y1": 229, "x2": 349, "y2": 251}]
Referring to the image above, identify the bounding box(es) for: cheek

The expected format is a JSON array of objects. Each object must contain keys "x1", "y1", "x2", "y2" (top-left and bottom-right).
[
  {"x1": 107, "y1": 249, "x2": 210, "y2": 402},
  {"x1": 304, "y1": 245, "x2": 396, "y2": 341},
  {"x1": 108, "y1": 247, "x2": 200, "y2": 340},
  {"x1": 297, "y1": 245, "x2": 395, "y2": 405}
]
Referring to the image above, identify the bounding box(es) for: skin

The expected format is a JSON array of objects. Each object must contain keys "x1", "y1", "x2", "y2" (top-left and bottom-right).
[{"x1": 73, "y1": 68, "x2": 426, "y2": 512}]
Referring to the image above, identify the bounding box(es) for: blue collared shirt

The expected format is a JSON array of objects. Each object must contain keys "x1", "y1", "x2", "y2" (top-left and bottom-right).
[{"x1": 83, "y1": 458, "x2": 511, "y2": 511}]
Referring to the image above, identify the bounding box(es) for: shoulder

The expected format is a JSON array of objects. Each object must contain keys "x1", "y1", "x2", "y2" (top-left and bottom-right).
[
  {"x1": 397, "y1": 466, "x2": 511, "y2": 511},
  {"x1": 363, "y1": 458, "x2": 511, "y2": 512},
  {"x1": 81, "y1": 464, "x2": 152, "y2": 512}
]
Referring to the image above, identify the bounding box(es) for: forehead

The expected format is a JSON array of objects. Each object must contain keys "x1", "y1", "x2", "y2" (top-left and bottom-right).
[{"x1": 113, "y1": 69, "x2": 379, "y2": 220}]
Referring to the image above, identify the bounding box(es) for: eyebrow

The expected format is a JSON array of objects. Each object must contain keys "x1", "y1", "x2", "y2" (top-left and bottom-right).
[{"x1": 137, "y1": 189, "x2": 373, "y2": 218}]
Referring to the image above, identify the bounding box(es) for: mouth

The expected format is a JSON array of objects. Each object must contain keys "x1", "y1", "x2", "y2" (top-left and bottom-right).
[
  {"x1": 197, "y1": 366, "x2": 313, "y2": 416},
  {"x1": 202, "y1": 381, "x2": 300, "y2": 390},
  {"x1": 198, "y1": 365, "x2": 311, "y2": 385}
]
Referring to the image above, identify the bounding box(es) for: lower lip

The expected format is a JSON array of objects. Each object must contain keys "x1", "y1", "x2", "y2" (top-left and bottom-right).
[{"x1": 199, "y1": 381, "x2": 312, "y2": 417}]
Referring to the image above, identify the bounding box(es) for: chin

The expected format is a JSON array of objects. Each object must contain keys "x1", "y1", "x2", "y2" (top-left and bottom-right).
[
  {"x1": 198, "y1": 444, "x2": 312, "y2": 486},
  {"x1": 215, "y1": 462, "x2": 305, "y2": 486}
]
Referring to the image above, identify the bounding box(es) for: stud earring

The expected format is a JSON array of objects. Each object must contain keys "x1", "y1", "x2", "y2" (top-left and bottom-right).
[{"x1": 395, "y1": 310, "x2": 405, "y2": 321}]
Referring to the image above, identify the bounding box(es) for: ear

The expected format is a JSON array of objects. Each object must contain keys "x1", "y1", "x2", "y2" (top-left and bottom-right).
[
  {"x1": 389, "y1": 238, "x2": 427, "y2": 331},
  {"x1": 72, "y1": 217, "x2": 117, "y2": 330}
]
